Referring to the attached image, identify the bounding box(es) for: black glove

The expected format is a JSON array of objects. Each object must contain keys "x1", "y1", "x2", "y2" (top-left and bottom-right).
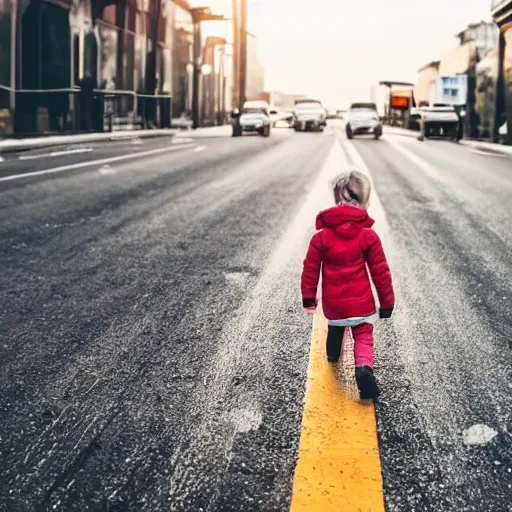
[
  {"x1": 379, "y1": 306, "x2": 394, "y2": 319},
  {"x1": 303, "y1": 298, "x2": 316, "y2": 308}
]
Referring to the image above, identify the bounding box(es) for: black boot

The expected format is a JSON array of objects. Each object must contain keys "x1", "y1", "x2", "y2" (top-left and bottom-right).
[
  {"x1": 355, "y1": 366, "x2": 380, "y2": 399},
  {"x1": 326, "y1": 326, "x2": 344, "y2": 363}
]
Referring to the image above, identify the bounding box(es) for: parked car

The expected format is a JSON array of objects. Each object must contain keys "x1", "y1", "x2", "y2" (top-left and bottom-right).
[
  {"x1": 345, "y1": 103, "x2": 383, "y2": 139},
  {"x1": 240, "y1": 101, "x2": 271, "y2": 137},
  {"x1": 417, "y1": 106, "x2": 459, "y2": 141},
  {"x1": 293, "y1": 101, "x2": 326, "y2": 132}
]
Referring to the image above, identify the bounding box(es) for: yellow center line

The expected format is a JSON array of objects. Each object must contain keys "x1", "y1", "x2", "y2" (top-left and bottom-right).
[{"x1": 290, "y1": 307, "x2": 385, "y2": 512}]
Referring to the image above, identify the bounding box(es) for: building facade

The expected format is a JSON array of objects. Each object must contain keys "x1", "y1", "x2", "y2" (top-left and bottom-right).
[
  {"x1": 0, "y1": 0, "x2": 263, "y2": 135},
  {"x1": 246, "y1": 31, "x2": 264, "y2": 101},
  {"x1": 492, "y1": 0, "x2": 512, "y2": 143},
  {"x1": 415, "y1": 61, "x2": 440, "y2": 106},
  {"x1": 0, "y1": 0, "x2": 199, "y2": 135},
  {"x1": 476, "y1": 47, "x2": 500, "y2": 138}
]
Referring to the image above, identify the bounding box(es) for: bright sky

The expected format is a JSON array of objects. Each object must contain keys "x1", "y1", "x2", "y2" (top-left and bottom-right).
[{"x1": 191, "y1": 0, "x2": 492, "y2": 107}]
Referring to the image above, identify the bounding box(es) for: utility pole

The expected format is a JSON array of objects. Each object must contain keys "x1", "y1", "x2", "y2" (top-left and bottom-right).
[
  {"x1": 238, "y1": 0, "x2": 247, "y2": 112},
  {"x1": 231, "y1": 0, "x2": 246, "y2": 136},
  {"x1": 190, "y1": 7, "x2": 225, "y2": 130},
  {"x1": 232, "y1": 0, "x2": 239, "y2": 108}
]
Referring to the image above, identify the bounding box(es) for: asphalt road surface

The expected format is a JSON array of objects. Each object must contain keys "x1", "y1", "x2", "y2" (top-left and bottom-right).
[{"x1": 1, "y1": 121, "x2": 511, "y2": 512}]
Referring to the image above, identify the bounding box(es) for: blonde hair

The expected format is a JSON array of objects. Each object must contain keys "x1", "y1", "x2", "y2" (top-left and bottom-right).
[{"x1": 330, "y1": 169, "x2": 371, "y2": 209}]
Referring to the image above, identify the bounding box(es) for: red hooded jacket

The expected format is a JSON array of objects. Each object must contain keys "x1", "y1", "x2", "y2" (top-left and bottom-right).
[{"x1": 301, "y1": 205, "x2": 394, "y2": 320}]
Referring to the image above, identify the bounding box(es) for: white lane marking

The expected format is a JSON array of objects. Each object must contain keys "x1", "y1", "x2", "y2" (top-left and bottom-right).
[
  {"x1": 226, "y1": 407, "x2": 263, "y2": 433},
  {"x1": 131, "y1": 139, "x2": 143, "y2": 145},
  {"x1": 341, "y1": 135, "x2": 392, "y2": 237},
  {"x1": 98, "y1": 165, "x2": 117, "y2": 175},
  {"x1": 193, "y1": 145, "x2": 206, "y2": 153},
  {"x1": 470, "y1": 148, "x2": 504, "y2": 157},
  {"x1": 173, "y1": 137, "x2": 193, "y2": 144},
  {"x1": 224, "y1": 272, "x2": 251, "y2": 288},
  {"x1": 18, "y1": 148, "x2": 94, "y2": 160},
  {"x1": 0, "y1": 156, "x2": 4, "y2": 162},
  {"x1": 0, "y1": 144, "x2": 196, "y2": 183},
  {"x1": 386, "y1": 138, "x2": 440, "y2": 179},
  {"x1": 463, "y1": 424, "x2": 498, "y2": 445}
]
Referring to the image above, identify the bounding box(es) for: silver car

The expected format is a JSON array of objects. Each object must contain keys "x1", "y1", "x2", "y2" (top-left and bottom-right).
[
  {"x1": 345, "y1": 103, "x2": 383, "y2": 140},
  {"x1": 240, "y1": 103, "x2": 271, "y2": 137},
  {"x1": 293, "y1": 101, "x2": 326, "y2": 132}
]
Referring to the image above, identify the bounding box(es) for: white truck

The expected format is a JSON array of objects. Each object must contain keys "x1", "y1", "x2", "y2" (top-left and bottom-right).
[{"x1": 417, "y1": 106, "x2": 460, "y2": 141}]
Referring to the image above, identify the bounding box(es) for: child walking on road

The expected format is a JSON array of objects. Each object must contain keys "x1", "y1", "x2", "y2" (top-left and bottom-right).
[{"x1": 301, "y1": 170, "x2": 395, "y2": 399}]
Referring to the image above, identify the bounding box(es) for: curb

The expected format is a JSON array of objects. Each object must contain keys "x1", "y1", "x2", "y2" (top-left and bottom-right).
[
  {"x1": 0, "y1": 129, "x2": 178, "y2": 155},
  {"x1": 458, "y1": 139, "x2": 512, "y2": 157}
]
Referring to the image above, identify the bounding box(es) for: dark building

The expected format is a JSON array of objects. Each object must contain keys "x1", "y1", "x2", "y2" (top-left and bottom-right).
[
  {"x1": 0, "y1": 0, "x2": 196, "y2": 136},
  {"x1": 492, "y1": 0, "x2": 512, "y2": 143}
]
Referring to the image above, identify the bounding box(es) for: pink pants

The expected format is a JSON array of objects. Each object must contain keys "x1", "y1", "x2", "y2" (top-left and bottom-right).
[
  {"x1": 326, "y1": 323, "x2": 374, "y2": 368},
  {"x1": 350, "y1": 323, "x2": 374, "y2": 369}
]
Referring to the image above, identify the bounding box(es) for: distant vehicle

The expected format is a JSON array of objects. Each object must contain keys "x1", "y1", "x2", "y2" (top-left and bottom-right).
[
  {"x1": 345, "y1": 103, "x2": 382, "y2": 140},
  {"x1": 293, "y1": 101, "x2": 326, "y2": 132},
  {"x1": 240, "y1": 101, "x2": 271, "y2": 137},
  {"x1": 417, "y1": 106, "x2": 459, "y2": 141},
  {"x1": 295, "y1": 98, "x2": 322, "y2": 105}
]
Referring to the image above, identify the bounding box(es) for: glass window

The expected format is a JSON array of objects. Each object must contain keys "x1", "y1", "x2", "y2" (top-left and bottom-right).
[
  {"x1": 101, "y1": 5, "x2": 116, "y2": 26},
  {"x1": 124, "y1": 32, "x2": 135, "y2": 91},
  {"x1": 135, "y1": 11, "x2": 146, "y2": 91},
  {"x1": 0, "y1": 1, "x2": 11, "y2": 87},
  {"x1": 41, "y1": 2, "x2": 71, "y2": 89},
  {"x1": 98, "y1": 22, "x2": 119, "y2": 89},
  {"x1": 172, "y1": 4, "x2": 193, "y2": 117}
]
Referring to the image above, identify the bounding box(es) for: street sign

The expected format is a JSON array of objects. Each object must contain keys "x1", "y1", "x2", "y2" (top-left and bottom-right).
[{"x1": 391, "y1": 96, "x2": 410, "y2": 109}]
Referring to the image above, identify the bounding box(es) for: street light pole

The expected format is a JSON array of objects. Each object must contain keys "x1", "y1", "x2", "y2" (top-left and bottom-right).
[
  {"x1": 192, "y1": 20, "x2": 201, "y2": 129},
  {"x1": 230, "y1": 0, "x2": 246, "y2": 136},
  {"x1": 232, "y1": 0, "x2": 239, "y2": 108},
  {"x1": 239, "y1": 0, "x2": 247, "y2": 112}
]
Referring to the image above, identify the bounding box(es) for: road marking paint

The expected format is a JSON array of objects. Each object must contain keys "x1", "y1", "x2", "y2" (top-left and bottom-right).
[
  {"x1": 0, "y1": 156, "x2": 4, "y2": 162},
  {"x1": 0, "y1": 144, "x2": 196, "y2": 183},
  {"x1": 341, "y1": 135, "x2": 392, "y2": 237},
  {"x1": 18, "y1": 148, "x2": 94, "y2": 160},
  {"x1": 173, "y1": 137, "x2": 193, "y2": 144},
  {"x1": 386, "y1": 139, "x2": 440, "y2": 179},
  {"x1": 291, "y1": 138, "x2": 388, "y2": 512},
  {"x1": 98, "y1": 164, "x2": 117, "y2": 175},
  {"x1": 131, "y1": 138, "x2": 143, "y2": 145},
  {"x1": 463, "y1": 424, "x2": 498, "y2": 445},
  {"x1": 193, "y1": 145, "x2": 206, "y2": 152},
  {"x1": 290, "y1": 308, "x2": 385, "y2": 512}
]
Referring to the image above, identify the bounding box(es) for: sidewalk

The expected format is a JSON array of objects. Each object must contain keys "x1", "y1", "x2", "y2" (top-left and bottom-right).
[
  {"x1": 173, "y1": 125, "x2": 232, "y2": 138},
  {"x1": 0, "y1": 128, "x2": 178, "y2": 154},
  {"x1": 458, "y1": 138, "x2": 512, "y2": 156},
  {"x1": 384, "y1": 125, "x2": 512, "y2": 156}
]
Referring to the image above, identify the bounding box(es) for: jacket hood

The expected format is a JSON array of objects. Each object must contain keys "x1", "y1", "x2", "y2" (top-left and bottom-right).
[{"x1": 316, "y1": 205, "x2": 374, "y2": 238}]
